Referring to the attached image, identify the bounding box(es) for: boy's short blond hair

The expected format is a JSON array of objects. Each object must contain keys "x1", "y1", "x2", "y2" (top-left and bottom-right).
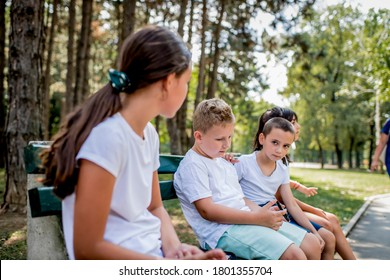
[{"x1": 193, "y1": 98, "x2": 235, "y2": 133}]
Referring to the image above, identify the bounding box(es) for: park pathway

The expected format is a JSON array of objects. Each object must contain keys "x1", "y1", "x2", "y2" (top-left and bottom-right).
[{"x1": 344, "y1": 194, "x2": 390, "y2": 260}]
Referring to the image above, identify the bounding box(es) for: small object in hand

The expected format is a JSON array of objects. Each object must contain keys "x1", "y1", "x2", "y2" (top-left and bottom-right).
[{"x1": 276, "y1": 201, "x2": 290, "y2": 222}]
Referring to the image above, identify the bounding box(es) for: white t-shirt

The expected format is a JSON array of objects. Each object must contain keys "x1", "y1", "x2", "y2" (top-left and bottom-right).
[
  {"x1": 234, "y1": 151, "x2": 290, "y2": 205},
  {"x1": 62, "y1": 113, "x2": 162, "y2": 259},
  {"x1": 173, "y1": 149, "x2": 250, "y2": 249}
]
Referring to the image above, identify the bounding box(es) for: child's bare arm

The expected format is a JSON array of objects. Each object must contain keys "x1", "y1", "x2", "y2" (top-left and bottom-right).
[
  {"x1": 279, "y1": 183, "x2": 325, "y2": 249},
  {"x1": 294, "y1": 199, "x2": 328, "y2": 219},
  {"x1": 290, "y1": 180, "x2": 318, "y2": 197},
  {"x1": 194, "y1": 197, "x2": 284, "y2": 230}
]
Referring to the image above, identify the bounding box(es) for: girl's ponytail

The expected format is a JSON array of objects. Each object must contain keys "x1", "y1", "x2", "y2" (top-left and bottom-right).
[{"x1": 41, "y1": 83, "x2": 121, "y2": 198}]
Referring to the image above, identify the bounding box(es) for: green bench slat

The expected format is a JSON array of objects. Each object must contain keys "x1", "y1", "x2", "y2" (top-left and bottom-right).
[
  {"x1": 159, "y1": 155, "x2": 184, "y2": 174},
  {"x1": 24, "y1": 143, "x2": 183, "y2": 218},
  {"x1": 28, "y1": 187, "x2": 61, "y2": 218},
  {"x1": 159, "y1": 181, "x2": 177, "y2": 200},
  {"x1": 24, "y1": 142, "x2": 51, "y2": 174}
]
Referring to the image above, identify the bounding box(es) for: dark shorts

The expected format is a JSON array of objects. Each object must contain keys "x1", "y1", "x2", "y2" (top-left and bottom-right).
[
  {"x1": 260, "y1": 202, "x2": 323, "y2": 232},
  {"x1": 288, "y1": 214, "x2": 322, "y2": 232}
]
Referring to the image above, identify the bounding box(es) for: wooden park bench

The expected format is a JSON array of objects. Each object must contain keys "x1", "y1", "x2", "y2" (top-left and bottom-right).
[{"x1": 24, "y1": 141, "x2": 183, "y2": 259}]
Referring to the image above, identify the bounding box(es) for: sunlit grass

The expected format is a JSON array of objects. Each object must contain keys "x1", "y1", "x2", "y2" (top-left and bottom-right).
[
  {"x1": 290, "y1": 168, "x2": 389, "y2": 226},
  {"x1": 0, "y1": 228, "x2": 27, "y2": 260}
]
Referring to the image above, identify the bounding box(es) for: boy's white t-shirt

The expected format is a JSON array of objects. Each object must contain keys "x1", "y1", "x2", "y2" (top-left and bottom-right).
[
  {"x1": 174, "y1": 149, "x2": 250, "y2": 249},
  {"x1": 234, "y1": 151, "x2": 290, "y2": 205},
  {"x1": 62, "y1": 113, "x2": 162, "y2": 259}
]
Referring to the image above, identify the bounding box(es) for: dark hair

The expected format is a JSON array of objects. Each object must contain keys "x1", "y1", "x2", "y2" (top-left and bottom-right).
[
  {"x1": 262, "y1": 117, "x2": 295, "y2": 137},
  {"x1": 281, "y1": 108, "x2": 298, "y2": 123},
  {"x1": 41, "y1": 25, "x2": 191, "y2": 199},
  {"x1": 253, "y1": 107, "x2": 298, "y2": 151}
]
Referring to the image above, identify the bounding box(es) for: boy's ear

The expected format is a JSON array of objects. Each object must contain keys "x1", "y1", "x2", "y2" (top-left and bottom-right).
[{"x1": 193, "y1": 130, "x2": 203, "y2": 141}]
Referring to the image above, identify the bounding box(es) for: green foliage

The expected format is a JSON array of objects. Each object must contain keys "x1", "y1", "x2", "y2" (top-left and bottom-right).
[{"x1": 280, "y1": 4, "x2": 389, "y2": 166}]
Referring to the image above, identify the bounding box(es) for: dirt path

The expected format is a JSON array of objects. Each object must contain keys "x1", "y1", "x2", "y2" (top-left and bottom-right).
[
  {"x1": 0, "y1": 211, "x2": 27, "y2": 259},
  {"x1": 0, "y1": 211, "x2": 26, "y2": 233}
]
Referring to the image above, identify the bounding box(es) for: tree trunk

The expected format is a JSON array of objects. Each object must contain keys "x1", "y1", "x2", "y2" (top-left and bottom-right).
[
  {"x1": 355, "y1": 141, "x2": 364, "y2": 169},
  {"x1": 0, "y1": 0, "x2": 6, "y2": 168},
  {"x1": 206, "y1": 0, "x2": 225, "y2": 99},
  {"x1": 43, "y1": 0, "x2": 59, "y2": 139},
  {"x1": 191, "y1": 0, "x2": 208, "y2": 146},
  {"x1": 348, "y1": 135, "x2": 354, "y2": 169},
  {"x1": 316, "y1": 136, "x2": 324, "y2": 169},
  {"x1": 65, "y1": 0, "x2": 76, "y2": 115},
  {"x1": 334, "y1": 141, "x2": 343, "y2": 169},
  {"x1": 114, "y1": 0, "x2": 122, "y2": 64},
  {"x1": 176, "y1": 0, "x2": 195, "y2": 152},
  {"x1": 122, "y1": 0, "x2": 136, "y2": 40},
  {"x1": 166, "y1": 0, "x2": 189, "y2": 155},
  {"x1": 3, "y1": 0, "x2": 45, "y2": 213},
  {"x1": 73, "y1": 0, "x2": 93, "y2": 106},
  {"x1": 194, "y1": 0, "x2": 207, "y2": 111}
]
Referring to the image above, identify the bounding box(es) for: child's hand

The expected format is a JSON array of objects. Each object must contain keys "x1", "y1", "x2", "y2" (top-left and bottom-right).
[
  {"x1": 314, "y1": 232, "x2": 325, "y2": 252},
  {"x1": 171, "y1": 244, "x2": 226, "y2": 260},
  {"x1": 255, "y1": 200, "x2": 285, "y2": 231},
  {"x1": 291, "y1": 180, "x2": 317, "y2": 197},
  {"x1": 223, "y1": 153, "x2": 239, "y2": 164},
  {"x1": 187, "y1": 249, "x2": 227, "y2": 260},
  {"x1": 313, "y1": 207, "x2": 327, "y2": 219},
  {"x1": 302, "y1": 187, "x2": 318, "y2": 197}
]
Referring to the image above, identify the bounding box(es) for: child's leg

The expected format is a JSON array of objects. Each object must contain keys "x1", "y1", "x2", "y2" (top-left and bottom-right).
[
  {"x1": 299, "y1": 232, "x2": 322, "y2": 260},
  {"x1": 279, "y1": 244, "x2": 307, "y2": 260},
  {"x1": 276, "y1": 221, "x2": 322, "y2": 260},
  {"x1": 305, "y1": 211, "x2": 356, "y2": 260},
  {"x1": 304, "y1": 212, "x2": 333, "y2": 231},
  {"x1": 327, "y1": 213, "x2": 356, "y2": 260},
  {"x1": 215, "y1": 224, "x2": 306, "y2": 260},
  {"x1": 317, "y1": 228, "x2": 336, "y2": 260}
]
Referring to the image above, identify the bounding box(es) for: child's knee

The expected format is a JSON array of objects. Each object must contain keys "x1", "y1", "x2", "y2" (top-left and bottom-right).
[
  {"x1": 279, "y1": 244, "x2": 307, "y2": 260},
  {"x1": 320, "y1": 218, "x2": 333, "y2": 232},
  {"x1": 319, "y1": 228, "x2": 336, "y2": 249},
  {"x1": 328, "y1": 213, "x2": 340, "y2": 227},
  {"x1": 301, "y1": 233, "x2": 321, "y2": 260}
]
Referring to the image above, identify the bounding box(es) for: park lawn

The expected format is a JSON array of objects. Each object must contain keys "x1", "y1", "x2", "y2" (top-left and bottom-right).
[{"x1": 164, "y1": 168, "x2": 390, "y2": 247}]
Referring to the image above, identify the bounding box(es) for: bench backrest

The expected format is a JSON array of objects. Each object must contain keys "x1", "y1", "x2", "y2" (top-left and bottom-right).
[{"x1": 24, "y1": 142, "x2": 183, "y2": 218}]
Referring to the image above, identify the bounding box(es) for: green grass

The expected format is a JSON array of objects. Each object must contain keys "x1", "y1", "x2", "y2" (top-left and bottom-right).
[
  {"x1": 165, "y1": 168, "x2": 390, "y2": 246},
  {"x1": 0, "y1": 229, "x2": 27, "y2": 260},
  {"x1": 290, "y1": 167, "x2": 390, "y2": 226}
]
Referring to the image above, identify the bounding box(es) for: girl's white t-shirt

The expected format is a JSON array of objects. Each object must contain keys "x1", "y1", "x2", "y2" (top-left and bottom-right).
[
  {"x1": 62, "y1": 113, "x2": 162, "y2": 259},
  {"x1": 234, "y1": 151, "x2": 290, "y2": 205}
]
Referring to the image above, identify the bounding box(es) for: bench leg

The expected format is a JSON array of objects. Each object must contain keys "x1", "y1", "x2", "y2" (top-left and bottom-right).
[{"x1": 27, "y1": 174, "x2": 68, "y2": 260}]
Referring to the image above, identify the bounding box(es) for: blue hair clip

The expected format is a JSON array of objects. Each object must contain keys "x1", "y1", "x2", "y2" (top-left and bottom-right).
[{"x1": 108, "y1": 69, "x2": 131, "y2": 92}]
